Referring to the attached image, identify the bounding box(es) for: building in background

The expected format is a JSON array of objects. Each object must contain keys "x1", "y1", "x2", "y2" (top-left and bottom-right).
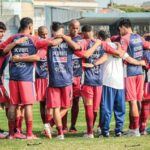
[{"x1": 0, "y1": 0, "x2": 150, "y2": 36}]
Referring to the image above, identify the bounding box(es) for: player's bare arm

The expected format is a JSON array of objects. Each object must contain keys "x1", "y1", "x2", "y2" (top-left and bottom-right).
[
  {"x1": 48, "y1": 38, "x2": 63, "y2": 46},
  {"x1": 83, "y1": 39, "x2": 102, "y2": 58},
  {"x1": 83, "y1": 53, "x2": 108, "y2": 68},
  {"x1": 56, "y1": 34, "x2": 81, "y2": 50},
  {"x1": 12, "y1": 54, "x2": 40, "y2": 63},
  {"x1": 3, "y1": 37, "x2": 28, "y2": 54},
  {"x1": 125, "y1": 55, "x2": 146, "y2": 66}
]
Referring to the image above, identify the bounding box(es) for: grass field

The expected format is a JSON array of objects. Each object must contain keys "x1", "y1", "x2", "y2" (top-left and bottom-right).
[{"x1": 0, "y1": 101, "x2": 150, "y2": 150}]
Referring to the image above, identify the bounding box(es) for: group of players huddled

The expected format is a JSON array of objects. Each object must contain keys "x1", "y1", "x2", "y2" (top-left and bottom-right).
[{"x1": 0, "y1": 17, "x2": 150, "y2": 140}]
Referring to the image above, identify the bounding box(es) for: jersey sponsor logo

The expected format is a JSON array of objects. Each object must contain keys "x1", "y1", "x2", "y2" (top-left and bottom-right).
[
  {"x1": 133, "y1": 51, "x2": 143, "y2": 59},
  {"x1": 15, "y1": 62, "x2": 26, "y2": 68},
  {"x1": 13, "y1": 47, "x2": 29, "y2": 53},
  {"x1": 131, "y1": 38, "x2": 142, "y2": 44},
  {"x1": 73, "y1": 59, "x2": 80, "y2": 69},
  {"x1": 39, "y1": 62, "x2": 47, "y2": 71},
  {"x1": 52, "y1": 50, "x2": 67, "y2": 63},
  {"x1": 54, "y1": 64, "x2": 66, "y2": 73},
  {"x1": 134, "y1": 45, "x2": 143, "y2": 52}
]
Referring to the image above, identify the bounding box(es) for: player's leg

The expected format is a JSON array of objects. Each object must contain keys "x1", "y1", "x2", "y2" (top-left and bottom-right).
[
  {"x1": 8, "y1": 80, "x2": 25, "y2": 139},
  {"x1": 62, "y1": 112, "x2": 68, "y2": 133},
  {"x1": 81, "y1": 85, "x2": 94, "y2": 138},
  {"x1": 139, "y1": 101, "x2": 150, "y2": 135},
  {"x1": 114, "y1": 89, "x2": 125, "y2": 136},
  {"x1": 125, "y1": 76, "x2": 140, "y2": 136},
  {"x1": 69, "y1": 76, "x2": 81, "y2": 133},
  {"x1": 61, "y1": 85, "x2": 72, "y2": 134},
  {"x1": 93, "y1": 86, "x2": 102, "y2": 127},
  {"x1": 0, "y1": 85, "x2": 9, "y2": 138},
  {"x1": 100, "y1": 86, "x2": 115, "y2": 137},
  {"x1": 40, "y1": 101, "x2": 46, "y2": 124},
  {"x1": 19, "y1": 81, "x2": 36, "y2": 139},
  {"x1": 47, "y1": 87, "x2": 63, "y2": 139},
  {"x1": 35, "y1": 78, "x2": 47, "y2": 124}
]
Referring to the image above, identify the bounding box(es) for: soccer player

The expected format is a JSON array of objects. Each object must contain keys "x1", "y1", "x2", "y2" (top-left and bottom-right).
[
  {"x1": 35, "y1": 26, "x2": 49, "y2": 128},
  {"x1": 12, "y1": 22, "x2": 82, "y2": 140},
  {"x1": 35, "y1": 26, "x2": 54, "y2": 138},
  {"x1": 62, "y1": 20, "x2": 83, "y2": 133},
  {"x1": 80, "y1": 25, "x2": 125, "y2": 138},
  {"x1": 96, "y1": 30, "x2": 146, "y2": 137},
  {"x1": 118, "y1": 18, "x2": 150, "y2": 136},
  {"x1": 139, "y1": 35, "x2": 150, "y2": 135},
  {"x1": 2, "y1": 17, "x2": 50, "y2": 139},
  {"x1": 0, "y1": 21, "x2": 9, "y2": 139}
]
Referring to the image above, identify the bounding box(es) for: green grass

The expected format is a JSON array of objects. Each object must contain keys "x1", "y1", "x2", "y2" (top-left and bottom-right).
[{"x1": 0, "y1": 101, "x2": 150, "y2": 150}]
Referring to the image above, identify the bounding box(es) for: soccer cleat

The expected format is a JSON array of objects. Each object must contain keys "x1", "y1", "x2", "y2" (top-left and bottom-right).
[
  {"x1": 26, "y1": 134, "x2": 39, "y2": 140},
  {"x1": 44, "y1": 124, "x2": 52, "y2": 139},
  {"x1": 83, "y1": 133, "x2": 94, "y2": 139},
  {"x1": 7, "y1": 135, "x2": 16, "y2": 140},
  {"x1": 0, "y1": 132, "x2": 7, "y2": 139},
  {"x1": 56, "y1": 134, "x2": 64, "y2": 140},
  {"x1": 14, "y1": 131, "x2": 26, "y2": 139},
  {"x1": 69, "y1": 127, "x2": 78, "y2": 133},
  {"x1": 63, "y1": 128, "x2": 68, "y2": 134},
  {"x1": 140, "y1": 130, "x2": 147, "y2": 135},
  {"x1": 126, "y1": 129, "x2": 141, "y2": 137}
]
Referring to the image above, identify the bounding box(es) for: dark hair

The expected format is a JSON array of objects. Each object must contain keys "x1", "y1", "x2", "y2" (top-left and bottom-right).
[
  {"x1": 20, "y1": 17, "x2": 33, "y2": 30},
  {"x1": 145, "y1": 36, "x2": 150, "y2": 42},
  {"x1": 51, "y1": 22, "x2": 64, "y2": 32},
  {"x1": 118, "y1": 18, "x2": 132, "y2": 28},
  {"x1": 98, "y1": 30, "x2": 110, "y2": 41},
  {"x1": 81, "y1": 25, "x2": 92, "y2": 32},
  {"x1": 0, "y1": 22, "x2": 6, "y2": 30}
]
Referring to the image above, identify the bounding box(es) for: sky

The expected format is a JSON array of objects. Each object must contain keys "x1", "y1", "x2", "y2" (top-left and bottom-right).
[{"x1": 96, "y1": 0, "x2": 149, "y2": 6}]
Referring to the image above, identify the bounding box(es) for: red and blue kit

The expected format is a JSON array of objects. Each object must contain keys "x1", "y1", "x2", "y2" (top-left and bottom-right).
[
  {"x1": 35, "y1": 55, "x2": 48, "y2": 101},
  {"x1": 143, "y1": 51, "x2": 150, "y2": 100},
  {"x1": 81, "y1": 40, "x2": 104, "y2": 111},
  {"x1": 46, "y1": 41, "x2": 74, "y2": 108},
  {"x1": 121, "y1": 33, "x2": 150, "y2": 101},
  {"x1": 2, "y1": 34, "x2": 48, "y2": 105},
  {"x1": 0, "y1": 43, "x2": 9, "y2": 103},
  {"x1": 72, "y1": 35, "x2": 83, "y2": 97}
]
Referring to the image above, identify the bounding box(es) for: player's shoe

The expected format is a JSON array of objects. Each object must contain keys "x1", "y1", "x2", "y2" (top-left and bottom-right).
[
  {"x1": 14, "y1": 131, "x2": 26, "y2": 139},
  {"x1": 0, "y1": 129, "x2": 8, "y2": 137},
  {"x1": 63, "y1": 128, "x2": 68, "y2": 134},
  {"x1": 115, "y1": 131, "x2": 124, "y2": 137},
  {"x1": 83, "y1": 133, "x2": 94, "y2": 139},
  {"x1": 69, "y1": 127, "x2": 78, "y2": 133},
  {"x1": 140, "y1": 130, "x2": 147, "y2": 135},
  {"x1": 7, "y1": 135, "x2": 16, "y2": 140},
  {"x1": 56, "y1": 134, "x2": 64, "y2": 140},
  {"x1": 26, "y1": 134, "x2": 39, "y2": 140},
  {"x1": 126, "y1": 129, "x2": 140, "y2": 137},
  {"x1": 44, "y1": 123, "x2": 52, "y2": 139},
  {"x1": 0, "y1": 132, "x2": 7, "y2": 139},
  {"x1": 97, "y1": 127, "x2": 101, "y2": 135}
]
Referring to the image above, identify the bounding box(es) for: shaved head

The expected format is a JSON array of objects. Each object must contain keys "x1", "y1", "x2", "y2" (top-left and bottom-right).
[
  {"x1": 69, "y1": 19, "x2": 80, "y2": 27},
  {"x1": 69, "y1": 20, "x2": 80, "y2": 37},
  {"x1": 38, "y1": 26, "x2": 48, "y2": 39}
]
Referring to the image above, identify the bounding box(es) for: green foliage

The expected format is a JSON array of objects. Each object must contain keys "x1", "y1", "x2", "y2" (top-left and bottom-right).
[{"x1": 113, "y1": 4, "x2": 150, "y2": 12}]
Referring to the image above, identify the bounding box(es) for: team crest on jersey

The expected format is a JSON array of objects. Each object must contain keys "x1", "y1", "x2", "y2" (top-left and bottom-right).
[{"x1": 131, "y1": 38, "x2": 142, "y2": 44}]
